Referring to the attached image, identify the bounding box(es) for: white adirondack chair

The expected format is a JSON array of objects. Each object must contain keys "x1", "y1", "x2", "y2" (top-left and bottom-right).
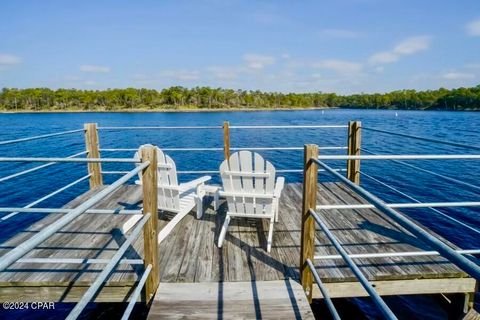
[
  {"x1": 123, "y1": 145, "x2": 211, "y2": 244},
  {"x1": 217, "y1": 151, "x2": 285, "y2": 252}
]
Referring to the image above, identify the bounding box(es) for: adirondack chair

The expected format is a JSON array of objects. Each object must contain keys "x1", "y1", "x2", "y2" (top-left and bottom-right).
[
  {"x1": 123, "y1": 145, "x2": 211, "y2": 244},
  {"x1": 217, "y1": 151, "x2": 285, "y2": 252}
]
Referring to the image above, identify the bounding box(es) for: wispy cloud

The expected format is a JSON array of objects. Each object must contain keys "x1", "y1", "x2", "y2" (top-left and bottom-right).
[
  {"x1": 314, "y1": 59, "x2": 363, "y2": 74},
  {"x1": 160, "y1": 70, "x2": 200, "y2": 81},
  {"x1": 393, "y1": 36, "x2": 431, "y2": 55},
  {"x1": 319, "y1": 28, "x2": 362, "y2": 39},
  {"x1": 441, "y1": 72, "x2": 475, "y2": 80},
  {"x1": 80, "y1": 65, "x2": 111, "y2": 73},
  {"x1": 368, "y1": 51, "x2": 398, "y2": 64},
  {"x1": 243, "y1": 54, "x2": 276, "y2": 70},
  {"x1": 207, "y1": 66, "x2": 239, "y2": 80},
  {"x1": 369, "y1": 36, "x2": 431, "y2": 65},
  {"x1": 0, "y1": 53, "x2": 21, "y2": 66},
  {"x1": 466, "y1": 19, "x2": 480, "y2": 36}
]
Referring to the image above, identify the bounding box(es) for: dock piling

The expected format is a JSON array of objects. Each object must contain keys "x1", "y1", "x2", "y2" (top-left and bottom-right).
[
  {"x1": 223, "y1": 121, "x2": 230, "y2": 159},
  {"x1": 347, "y1": 121, "x2": 362, "y2": 185},
  {"x1": 140, "y1": 145, "x2": 159, "y2": 302},
  {"x1": 300, "y1": 144, "x2": 318, "y2": 303},
  {"x1": 84, "y1": 123, "x2": 103, "y2": 188}
]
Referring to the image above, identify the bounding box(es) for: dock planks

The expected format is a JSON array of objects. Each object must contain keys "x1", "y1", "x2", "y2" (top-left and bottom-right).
[
  {"x1": 0, "y1": 183, "x2": 475, "y2": 303},
  {"x1": 147, "y1": 280, "x2": 314, "y2": 320}
]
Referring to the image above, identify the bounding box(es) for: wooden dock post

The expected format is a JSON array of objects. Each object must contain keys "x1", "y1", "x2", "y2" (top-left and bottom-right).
[
  {"x1": 223, "y1": 121, "x2": 230, "y2": 160},
  {"x1": 84, "y1": 123, "x2": 103, "y2": 189},
  {"x1": 140, "y1": 145, "x2": 159, "y2": 302},
  {"x1": 347, "y1": 121, "x2": 362, "y2": 185},
  {"x1": 300, "y1": 144, "x2": 319, "y2": 303}
]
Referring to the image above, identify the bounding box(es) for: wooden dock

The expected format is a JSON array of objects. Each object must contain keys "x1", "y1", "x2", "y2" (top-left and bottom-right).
[{"x1": 0, "y1": 182, "x2": 476, "y2": 318}]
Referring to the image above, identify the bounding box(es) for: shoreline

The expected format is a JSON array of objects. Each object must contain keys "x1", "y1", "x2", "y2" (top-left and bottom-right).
[
  {"x1": 0, "y1": 107, "x2": 478, "y2": 114},
  {"x1": 0, "y1": 107, "x2": 331, "y2": 114}
]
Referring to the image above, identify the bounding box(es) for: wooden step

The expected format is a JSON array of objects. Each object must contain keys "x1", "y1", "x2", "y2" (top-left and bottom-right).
[{"x1": 147, "y1": 279, "x2": 314, "y2": 319}]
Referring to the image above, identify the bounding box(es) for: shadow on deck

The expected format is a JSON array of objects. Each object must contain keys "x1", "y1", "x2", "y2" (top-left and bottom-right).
[{"x1": 0, "y1": 182, "x2": 475, "y2": 303}]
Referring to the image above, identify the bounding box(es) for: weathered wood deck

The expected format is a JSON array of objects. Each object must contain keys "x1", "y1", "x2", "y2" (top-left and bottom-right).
[
  {"x1": 148, "y1": 280, "x2": 314, "y2": 319},
  {"x1": 0, "y1": 182, "x2": 475, "y2": 304}
]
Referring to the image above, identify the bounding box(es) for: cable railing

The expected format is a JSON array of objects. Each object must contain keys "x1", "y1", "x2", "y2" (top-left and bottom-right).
[
  {"x1": 100, "y1": 146, "x2": 347, "y2": 152},
  {"x1": 0, "y1": 161, "x2": 147, "y2": 271},
  {"x1": 309, "y1": 208, "x2": 397, "y2": 320},
  {"x1": 0, "y1": 140, "x2": 162, "y2": 319},
  {"x1": 361, "y1": 148, "x2": 480, "y2": 193},
  {"x1": 359, "y1": 171, "x2": 480, "y2": 235},
  {"x1": 2, "y1": 121, "x2": 479, "y2": 319},
  {"x1": 363, "y1": 127, "x2": 480, "y2": 152},
  {"x1": 0, "y1": 122, "x2": 352, "y2": 319},
  {"x1": 66, "y1": 213, "x2": 152, "y2": 320},
  {"x1": 315, "y1": 158, "x2": 480, "y2": 280},
  {"x1": 0, "y1": 150, "x2": 87, "y2": 183},
  {"x1": 300, "y1": 123, "x2": 480, "y2": 319},
  {"x1": 0, "y1": 129, "x2": 84, "y2": 146},
  {"x1": 1, "y1": 174, "x2": 91, "y2": 221}
]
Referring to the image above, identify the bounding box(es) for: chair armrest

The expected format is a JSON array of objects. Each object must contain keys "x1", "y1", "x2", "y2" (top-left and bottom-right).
[
  {"x1": 274, "y1": 177, "x2": 285, "y2": 198},
  {"x1": 179, "y1": 176, "x2": 212, "y2": 192}
]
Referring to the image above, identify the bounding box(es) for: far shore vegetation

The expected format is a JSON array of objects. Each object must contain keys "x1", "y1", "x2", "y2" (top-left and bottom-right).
[{"x1": 1, "y1": 85, "x2": 480, "y2": 112}]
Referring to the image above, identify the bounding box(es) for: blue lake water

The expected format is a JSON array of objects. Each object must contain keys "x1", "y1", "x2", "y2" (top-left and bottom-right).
[{"x1": 0, "y1": 109, "x2": 479, "y2": 319}]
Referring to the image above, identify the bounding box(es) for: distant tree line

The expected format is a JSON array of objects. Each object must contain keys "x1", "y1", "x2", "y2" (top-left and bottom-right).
[{"x1": 1, "y1": 85, "x2": 479, "y2": 111}]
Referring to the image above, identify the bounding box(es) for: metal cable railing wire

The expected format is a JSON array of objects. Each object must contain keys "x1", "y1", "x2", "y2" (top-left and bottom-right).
[
  {"x1": 66, "y1": 213, "x2": 151, "y2": 320},
  {"x1": 0, "y1": 207, "x2": 141, "y2": 215},
  {"x1": 314, "y1": 249, "x2": 480, "y2": 261},
  {"x1": 121, "y1": 264, "x2": 153, "y2": 320},
  {"x1": 317, "y1": 154, "x2": 480, "y2": 160},
  {"x1": 0, "y1": 157, "x2": 139, "y2": 163},
  {"x1": 0, "y1": 162, "x2": 149, "y2": 272},
  {"x1": 0, "y1": 129, "x2": 84, "y2": 146},
  {"x1": 100, "y1": 146, "x2": 348, "y2": 152},
  {"x1": 359, "y1": 171, "x2": 480, "y2": 235},
  {"x1": 361, "y1": 148, "x2": 480, "y2": 193},
  {"x1": 314, "y1": 158, "x2": 480, "y2": 281},
  {"x1": 363, "y1": 127, "x2": 480, "y2": 152},
  {"x1": 0, "y1": 150, "x2": 87, "y2": 183},
  {"x1": 309, "y1": 208, "x2": 397, "y2": 320},
  {"x1": 316, "y1": 201, "x2": 480, "y2": 210},
  {"x1": 1, "y1": 174, "x2": 91, "y2": 221},
  {"x1": 306, "y1": 258, "x2": 341, "y2": 320},
  {"x1": 98, "y1": 126, "x2": 222, "y2": 130}
]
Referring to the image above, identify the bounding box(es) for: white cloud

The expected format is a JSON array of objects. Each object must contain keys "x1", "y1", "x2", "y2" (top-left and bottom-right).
[
  {"x1": 368, "y1": 51, "x2": 398, "y2": 64},
  {"x1": 207, "y1": 66, "x2": 238, "y2": 80},
  {"x1": 368, "y1": 36, "x2": 431, "y2": 65},
  {"x1": 160, "y1": 70, "x2": 200, "y2": 81},
  {"x1": 80, "y1": 65, "x2": 111, "y2": 73},
  {"x1": 393, "y1": 36, "x2": 431, "y2": 55},
  {"x1": 83, "y1": 80, "x2": 98, "y2": 86},
  {"x1": 0, "y1": 53, "x2": 21, "y2": 65},
  {"x1": 466, "y1": 19, "x2": 480, "y2": 36},
  {"x1": 441, "y1": 72, "x2": 475, "y2": 80},
  {"x1": 281, "y1": 53, "x2": 290, "y2": 59},
  {"x1": 243, "y1": 54, "x2": 276, "y2": 70},
  {"x1": 319, "y1": 28, "x2": 361, "y2": 39},
  {"x1": 314, "y1": 59, "x2": 363, "y2": 74}
]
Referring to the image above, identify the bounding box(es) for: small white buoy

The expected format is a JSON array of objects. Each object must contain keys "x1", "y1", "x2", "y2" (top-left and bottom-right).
[
  {"x1": 321, "y1": 110, "x2": 324, "y2": 114},
  {"x1": 395, "y1": 112, "x2": 398, "y2": 117}
]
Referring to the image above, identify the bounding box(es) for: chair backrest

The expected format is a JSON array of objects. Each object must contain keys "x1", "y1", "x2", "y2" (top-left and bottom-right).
[
  {"x1": 135, "y1": 145, "x2": 180, "y2": 212},
  {"x1": 220, "y1": 151, "x2": 275, "y2": 216}
]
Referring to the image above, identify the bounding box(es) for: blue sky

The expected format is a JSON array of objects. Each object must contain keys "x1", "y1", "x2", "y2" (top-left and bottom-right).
[{"x1": 0, "y1": 0, "x2": 479, "y2": 94}]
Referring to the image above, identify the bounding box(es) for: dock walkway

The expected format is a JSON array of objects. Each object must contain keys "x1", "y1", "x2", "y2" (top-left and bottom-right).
[{"x1": 0, "y1": 182, "x2": 474, "y2": 313}]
